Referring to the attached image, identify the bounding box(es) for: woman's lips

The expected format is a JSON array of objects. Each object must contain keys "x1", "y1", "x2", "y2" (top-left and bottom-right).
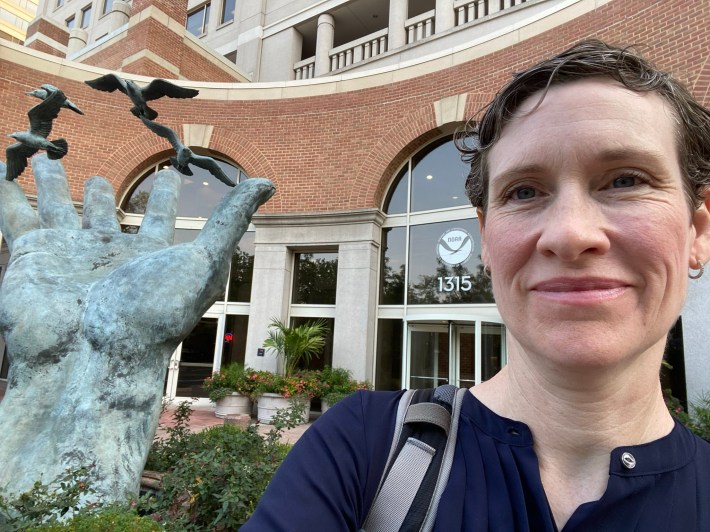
[{"x1": 530, "y1": 277, "x2": 629, "y2": 304}]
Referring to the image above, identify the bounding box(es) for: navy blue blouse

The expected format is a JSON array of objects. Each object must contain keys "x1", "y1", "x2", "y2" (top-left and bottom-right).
[{"x1": 242, "y1": 390, "x2": 710, "y2": 531}]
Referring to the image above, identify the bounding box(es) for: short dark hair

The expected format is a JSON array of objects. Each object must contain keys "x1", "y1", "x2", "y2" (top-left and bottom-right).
[{"x1": 457, "y1": 39, "x2": 710, "y2": 213}]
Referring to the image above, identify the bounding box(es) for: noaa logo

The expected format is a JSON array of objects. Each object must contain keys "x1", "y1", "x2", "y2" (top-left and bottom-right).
[{"x1": 437, "y1": 228, "x2": 473, "y2": 266}]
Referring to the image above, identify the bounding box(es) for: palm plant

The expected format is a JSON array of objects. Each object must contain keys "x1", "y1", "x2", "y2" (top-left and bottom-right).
[{"x1": 263, "y1": 318, "x2": 328, "y2": 376}]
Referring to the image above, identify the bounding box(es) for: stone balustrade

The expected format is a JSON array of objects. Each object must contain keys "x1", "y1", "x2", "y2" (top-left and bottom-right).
[
  {"x1": 295, "y1": 0, "x2": 533, "y2": 78},
  {"x1": 329, "y1": 28, "x2": 389, "y2": 72},
  {"x1": 294, "y1": 56, "x2": 316, "y2": 80},
  {"x1": 406, "y1": 10, "x2": 436, "y2": 44}
]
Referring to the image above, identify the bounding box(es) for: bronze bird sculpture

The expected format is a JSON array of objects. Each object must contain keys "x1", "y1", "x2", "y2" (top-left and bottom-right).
[
  {"x1": 139, "y1": 116, "x2": 236, "y2": 187},
  {"x1": 85, "y1": 73, "x2": 199, "y2": 120},
  {"x1": 6, "y1": 88, "x2": 68, "y2": 181},
  {"x1": 26, "y1": 83, "x2": 84, "y2": 115}
]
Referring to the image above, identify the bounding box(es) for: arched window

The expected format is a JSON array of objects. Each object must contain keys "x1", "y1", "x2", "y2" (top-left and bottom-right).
[
  {"x1": 376, "y1": 135, "x2": 504, "y2": 392},
  {"x1": 123, "y1": 158, "x2": 247, "y2": 218}
]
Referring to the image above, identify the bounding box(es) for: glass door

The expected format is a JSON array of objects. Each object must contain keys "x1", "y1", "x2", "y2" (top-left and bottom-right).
[
  {"x1": 407, "y1": 324, "x2": 450, "y2": 389},
  {"x1": 165, "y1": 317, "x2": 221, "y2": 399},
  {"x1": 406, "y1": 319, "x2": 507, "y2": 389}
]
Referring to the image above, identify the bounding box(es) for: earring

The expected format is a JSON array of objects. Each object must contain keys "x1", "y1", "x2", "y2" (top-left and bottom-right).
[{"x1": 689, "y1": 260, "x2": 705, "y2": 280}]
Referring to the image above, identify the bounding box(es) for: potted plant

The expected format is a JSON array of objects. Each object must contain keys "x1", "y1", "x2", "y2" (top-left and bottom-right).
[
  {"x1": 319, "y1": 366, "x2": 372, "y2": 412},
  {"x1": 203, "y1": 363, "x2": 256, "y2": 418},
  {"x1": 250, "y1": 369, "x2": 320, "y2": 424},
  {"x1": 262, "y1": 318, "x2": 328, "y2": 376}
]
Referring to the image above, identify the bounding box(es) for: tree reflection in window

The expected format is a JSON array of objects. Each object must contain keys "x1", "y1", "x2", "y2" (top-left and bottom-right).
[
  {"x1": 123, "y1": 158, "x2": 244, "y2": 218},
  {"x1": 407, "y1": 220, "x2": 493, "y2": 304},
  {"x1": 228, "y1": 231, "x2": 255, "y2": 302},
  {"x1": 292, "y1": 252, "x2": 338, "y2": 305}
]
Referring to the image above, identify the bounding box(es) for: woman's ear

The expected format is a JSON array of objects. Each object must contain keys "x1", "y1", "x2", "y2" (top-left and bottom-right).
[{"x1": 690, "y1": 192, "x2": 710, "y2": 269}]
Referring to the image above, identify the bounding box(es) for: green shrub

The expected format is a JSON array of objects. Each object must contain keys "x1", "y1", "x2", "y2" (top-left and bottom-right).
[
  {"x1": 28, "y1": 506, "x2": 162, "y2": 531},
  {"x1": 666, "y1": 389, "x2": 710, "y2": 439},
  {"x1": 144, "y1": 400, "x2": 194, "y2": 472},
  {"x1": 319, "y1": 366, "x2": 372, "y2": 407},
  {"x1": 0, "y1": 465, "x2": 96, "y2": 530},
  {"x1": 142, "y1": 424, "x2": 290, "y2": 530}
]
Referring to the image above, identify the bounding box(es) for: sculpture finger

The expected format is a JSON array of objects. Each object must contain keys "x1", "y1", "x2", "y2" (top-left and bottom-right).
[
  {"x1": 82, "y1": 176, "x2": 120, "y2": 232},
  {"x1": 0, "y1": 179, "x2": 39, "y2": 253},
  {"x1": 195, "y1": 178, "x2": 275, "y2": 260},
  {"x1": 32, "y1": 155, "x2": 80, "y2": 230},
  {"x1": 139, "y1": 169, "x2": 181, "y2": 244}
]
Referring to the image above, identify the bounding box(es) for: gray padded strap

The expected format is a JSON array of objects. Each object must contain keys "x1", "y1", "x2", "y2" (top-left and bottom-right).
[
  {"x1": 362, "y1": 437, "x2": 436, "y2": 532},
  {"x1": 404, "y1": 402, "x2": 451, "y2": 436},
  {"x1": 420, "y1": 387, "x2": 468, "y2": 532}
]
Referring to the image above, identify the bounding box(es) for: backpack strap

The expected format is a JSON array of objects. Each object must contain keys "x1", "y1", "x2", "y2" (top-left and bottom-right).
[{"x1": 361, "y1": 385, "x2": 467, "y2": 532}]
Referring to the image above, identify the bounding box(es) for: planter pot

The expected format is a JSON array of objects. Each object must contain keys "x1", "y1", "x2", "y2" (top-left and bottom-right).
[
  {"x1": 321, "y1": 400, "x2": 330, "y2": 413},
  {"x1": 215, "y1": 393, "x2": 252, "y2": 418},
  {"x1": 257, "y1": 393, "x2": 310, "y2": 424}
]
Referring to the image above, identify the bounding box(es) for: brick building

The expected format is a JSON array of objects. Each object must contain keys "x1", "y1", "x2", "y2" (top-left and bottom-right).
[{"x1": 1, "y1": 0, "x2": 708, "y2": 404}]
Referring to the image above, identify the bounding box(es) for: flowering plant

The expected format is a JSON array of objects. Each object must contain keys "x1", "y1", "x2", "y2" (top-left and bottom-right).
[
  {"x1": 319, "y1": 366, "x2": 372, "y2": 406},
  {"x1": 202, "y1": 364, "x2": 257, "y2": 402},
  {"x1": 248, "y1": 370, "x2": 320, "y2": 399}
]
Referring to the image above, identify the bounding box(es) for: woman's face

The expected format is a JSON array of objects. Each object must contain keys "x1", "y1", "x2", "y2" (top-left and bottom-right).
[{"x1": 482, "y1": 78, "x2": 710, "y2": 371}]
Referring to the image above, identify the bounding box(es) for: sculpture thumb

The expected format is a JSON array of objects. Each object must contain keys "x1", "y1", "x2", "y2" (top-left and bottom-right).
[{"x1": 195, "y1": 177, "x2": 275, "y2": 256}]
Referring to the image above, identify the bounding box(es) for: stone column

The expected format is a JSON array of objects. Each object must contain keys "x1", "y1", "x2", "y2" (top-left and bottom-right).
[
  {"x1": 435, "y1": 0, "x2": 455, "y2": 33},
  {"x1": 67, "y1": 28, "x2": 88, "y2": 55},
  {"x1": 106, "y1": 1, "x2": 131, "y2": 32},
  {"x1": 314, "y1": 13, "x2": 334, "y2": 77},
  {"x1": 332, "y1": 241, "x2": 380, "y2": 382},
  {"x1": 388, "y1": 0, "x2": 407, "y2": 50},
  {"x1": 244, "y1": 244, "x2": 291, "y2": 372}
]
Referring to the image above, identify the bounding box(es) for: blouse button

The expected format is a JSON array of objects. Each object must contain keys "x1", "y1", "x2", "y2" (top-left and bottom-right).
[{"x1": 620, "y1": 452, "x2": 636, "y2": 469}]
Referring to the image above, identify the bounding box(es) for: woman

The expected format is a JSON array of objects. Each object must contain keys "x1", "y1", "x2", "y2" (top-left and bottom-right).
[{"x1": 243, "y1": 40, "x2": 710, "y2": 531}]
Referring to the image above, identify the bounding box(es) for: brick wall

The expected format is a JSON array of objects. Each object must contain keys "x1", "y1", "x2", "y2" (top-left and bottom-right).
[
  {"x1": 3, "y1": 0, "x2": 709, "y2": 215},
  {"x1": 25, "y1": 17, "x2": 69, "y2": 46}
]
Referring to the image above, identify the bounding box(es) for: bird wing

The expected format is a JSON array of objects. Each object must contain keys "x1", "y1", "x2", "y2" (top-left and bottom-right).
[
  {"x1": 6, "y1": 142, "x2": 37, "y2": 181},
  {"x1": 85, "y1": 73, "x2": 128, "y2": 95},
  {"x1": 40, "y1": 83, "x2": 61, "y2": 93},
  {"x1": 27, "y1": 88, "x2": 65, "y2": 138},
  {"x1": 189, "y1": 154, "x2": 237, "y2": 186},
  {"x1": 141, "y1": 79, "x2": 199, "y2": 101},
  {"x1": 139, "y1": 116, "x2": 184, "y2": 152}
]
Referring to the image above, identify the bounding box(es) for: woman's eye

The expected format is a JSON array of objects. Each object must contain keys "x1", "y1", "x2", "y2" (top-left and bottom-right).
[
  {"x1": 611, "y1": 175, "x2": 637, "y2": 188},
  {"x1": 513, "y1": 187, "x2": 536, "y2": 200}
]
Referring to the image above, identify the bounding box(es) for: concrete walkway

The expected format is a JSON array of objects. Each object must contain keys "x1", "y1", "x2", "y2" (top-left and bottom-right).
[{"x1": 157, "y1": 403, "x2": 314, "y2": 445}]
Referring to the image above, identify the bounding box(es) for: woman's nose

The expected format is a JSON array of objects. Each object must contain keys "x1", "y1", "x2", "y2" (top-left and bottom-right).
[{"x1": 535, "y1": 191, "x2": 611, "y2": 261}]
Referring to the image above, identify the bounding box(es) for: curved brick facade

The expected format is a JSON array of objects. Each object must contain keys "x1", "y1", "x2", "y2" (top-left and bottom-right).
[{"x1": 2, "y1": 0, "x2": 709, "y2": 397}]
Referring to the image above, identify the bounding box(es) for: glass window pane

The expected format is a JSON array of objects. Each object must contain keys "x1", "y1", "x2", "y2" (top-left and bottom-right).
[
  {"x1": 187, "y1": 6, "x2": 206, "y2": 36},
  {"x1": 227, "y1": 231, "x2": 255, "y2": 302},
  {"x1": 289, "y1": 317, "x2": 334, "y2": 372},
  {"x1": 81, "y1": 6, "x2": 92, "y2": 28},
  {"x1": 292, "y1": 252, "x2": 338, "y2": 305},
  {"x1": 410, "y1": 137, "x2": 470, "y2": 212},
  {"x1": 123, "y1": 159, "x2": 240, "y2": 218},
  {"x1": 220, "y1": 0, "x2": 235, "y2": 24},
  {"x1": 221, "y1": 315, "x2": 249, "y2": 368},
  {"x1": 376, "y1": 319, "x2": 402, "y2": 390},
  {"x1": 408, "y1": 219, "x2": 493, "y2": 304},
  {"x1": 410, "y1": 329, "x2": 449, "y2": 389},
  {"x1": 458, "y1": 326, "x2": 475, "y2": 388},
  {"x1": 383, "y1": 165, "x2": 408, "y2": 214},
  {"x1": 102, "y1": 0, "x2": 113, "y2": 14},
  {"x1": 66, "y1": 16, "x2": 75, "y2": 28},
  {"x1": 380, "y1": 227, "x2": 406, "y2": 305},
  {"x1": 481, "y1": 322, "x2": 504, "y2": 381},
  {"x1": 176, "y1": 318, "x2": 217, "y2": 397}
]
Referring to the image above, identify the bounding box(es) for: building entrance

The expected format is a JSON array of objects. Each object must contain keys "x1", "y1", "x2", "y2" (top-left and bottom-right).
[{"x1": 406, "y1": 320, "x2": 506, "y2": 389}]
